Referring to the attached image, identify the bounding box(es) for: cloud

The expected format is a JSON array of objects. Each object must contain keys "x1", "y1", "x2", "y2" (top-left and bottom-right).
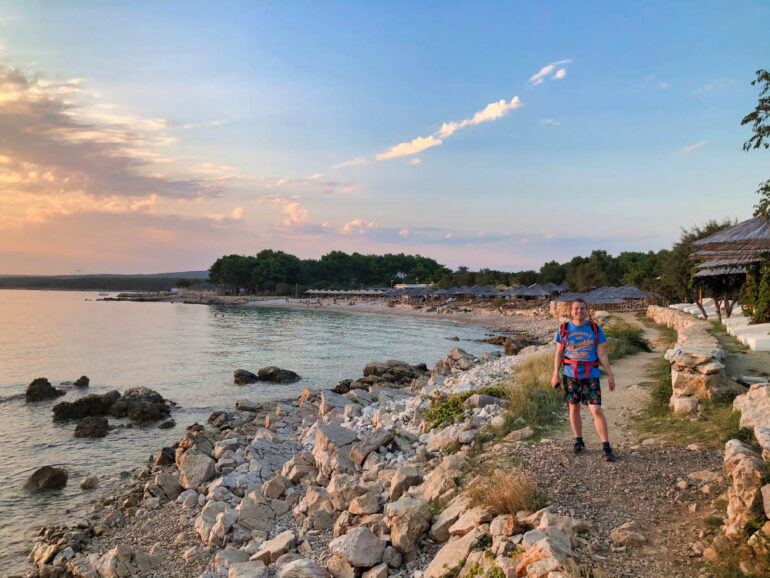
[
  {"x1": 0, "y1": 62, "x2": 225, "y2": 225},
  {"x1": 256, "y1": 194, "x2": 329, "y2": 236},
  {"x1": 342, "y1": 218, "x2": 379, "y2": 234},
  {"x1": 409, "y1": 158, "x2": 422, "y2": 165},
  {"x1": 445, "y1": 233, "x2": 452, "y2": 239},
  {"x1": 181, "y1": 120, "x2": 223, "y2": 129},
  {"x1": 539, "y1": 119, "x2": 560, "y2": 126},
  {"x1": 375, "y1": 95, "x2": 523, "y2": 162},
  {"x1": 673, "y1": 140, "x2": 707, "y2": 155},
  {"x1": 275, "y1": 178, "x2": 289, "y2": 186},
  {"x1": 306, "y1": 173, "x2": 325, "y2": 180},
  {"x1": 231, "y1": 207, "x2": 244, "y2": 220},
  {"x1": 399, "y1": 229, "x2": 409, "y2": 237},
  {"x1": 376, "y1": 135, "x2": 443, "y2": 161},
  {"x1": 437, "y1": 97, "x2": 523, "y2": 138},
  {"x1": 332, "y1": 157, "x2": 368, "y2": 169},
  {"x1": 529, "y1": 60, "x2": 572, "y2": 85}
]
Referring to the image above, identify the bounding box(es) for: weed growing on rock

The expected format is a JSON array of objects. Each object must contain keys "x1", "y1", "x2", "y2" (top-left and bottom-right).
[
  {"x1": 467, "y1": 469, "x2": 549, "y2": 515},
  {"x1": 423, "y1": 386, "x2": 508, "y2": 430}
]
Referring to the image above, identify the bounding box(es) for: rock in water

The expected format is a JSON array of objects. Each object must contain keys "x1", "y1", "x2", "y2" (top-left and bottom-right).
[
  {"x1": 25, "y1": 378, "x2": 65, "y2": 402},
  {"x1": 257, "y1": 366, "x2": 301, "y2": 384},
  {"x1": 53, "y1": 387, "x2": 172, "y2": 424},
  {"x1": 80, "y1": 475, "x2": 99, "y2": 490},
  {"x1": 73, "y1": 375, "x2": 90, "y2": 388},
  {"x1": 52, "y1": 391, "x2": 121, "y2": 421},
  {"x1": 234, "y1": 369, "x2": 258, "y2": 385},
  {"x1": 24, "y1": 466, "x2": 68, "y2": 490},
  {"x1": 74, "y1": 416, "x2": 109, "y2": 438}
]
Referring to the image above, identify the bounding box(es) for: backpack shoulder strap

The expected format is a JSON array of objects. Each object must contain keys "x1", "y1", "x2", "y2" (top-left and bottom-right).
[
  {"x1": 560, "y1": 322, "x2": 570, "y2": 344},
  {"x1": 589, "y1": 322, "x2": 599, "y2": 346}
]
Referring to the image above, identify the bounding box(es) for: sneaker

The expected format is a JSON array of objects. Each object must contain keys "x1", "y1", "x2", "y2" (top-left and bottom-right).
[
  {"x1": 603, "y1": 447, "x2": 617, "y2": 462},
  {"x1": 573, "y1": 439, "x2": 585, "y2": 454}
]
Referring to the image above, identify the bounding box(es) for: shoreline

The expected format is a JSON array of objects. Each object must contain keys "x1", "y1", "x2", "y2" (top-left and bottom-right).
[
  {"x1": 107, "y1": 291, "x2": 560, "y2": 339},
  {"x1": 24, "y1": 329, "x2": 579, "y2": 577}
]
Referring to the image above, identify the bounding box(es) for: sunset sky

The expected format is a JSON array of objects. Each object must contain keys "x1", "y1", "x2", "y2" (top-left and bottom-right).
[{"x1": 0, "y1": 1, "x2": 768, "y2": 274}]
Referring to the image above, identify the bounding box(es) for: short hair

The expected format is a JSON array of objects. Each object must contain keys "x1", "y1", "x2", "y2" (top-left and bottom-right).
[{"x1": 571, "y1": 298, "x2": 587, "y2": 307}]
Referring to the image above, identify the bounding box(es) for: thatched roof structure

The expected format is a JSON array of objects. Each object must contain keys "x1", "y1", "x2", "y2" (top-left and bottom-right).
[{"x1": 690, "y1": 217, "x2": 770, "y2": 280}]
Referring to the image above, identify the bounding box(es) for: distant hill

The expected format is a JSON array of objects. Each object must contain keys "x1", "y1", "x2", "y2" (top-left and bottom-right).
[{"x1": 0, "y1": 271, "x2": 211, "y2": 291}]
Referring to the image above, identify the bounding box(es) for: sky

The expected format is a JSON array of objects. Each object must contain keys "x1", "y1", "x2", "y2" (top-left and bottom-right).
[{"x1": 0, "y1": 1, "x2": 768, "y2": 275}]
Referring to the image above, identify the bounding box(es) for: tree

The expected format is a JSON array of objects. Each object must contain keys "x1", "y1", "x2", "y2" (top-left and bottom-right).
[
  {"x1": 539, "y1": 260, "x2": 567, "y2": 284},
  {"x1": 742, "y1": 69, "x2": 770, "y2": 218},
  {"x1": 659, "y1": 220, "x2": 733, "y2": 316}
]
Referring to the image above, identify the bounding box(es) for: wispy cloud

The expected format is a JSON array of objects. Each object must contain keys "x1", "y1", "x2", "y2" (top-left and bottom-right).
[
  {"x1": 529, "y1": 60, "x2": 572, "y2": 86},
  {"x1": 673, "y1": 140, "x2": 707, "y2": 156},
  {"x1": 539, "y1": 119, "x2": 560, "y2": 126},
  {"x1": 409, "y1": 158, "x2": 422, "y2": 165},
  {"x1": 437, "y1": 97, "x2": 523, "y2": 138},
  {"x1": 332, "y1": 157, "x2": 368, "y2": 169},
  {"x1": 182, "y1": 120, "x2": 223, "y2": 129},
  {"x1": 376, "y1": 135, "x2": 443, "y2": 161},
  {"x1": 374, "y1": 96, "x2": 523, "y2": 162}
]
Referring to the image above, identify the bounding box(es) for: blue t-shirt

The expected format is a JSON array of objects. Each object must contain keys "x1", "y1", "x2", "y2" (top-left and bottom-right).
[{"x1": 555, "y1": 321, "x2": 606, "y2": 378}]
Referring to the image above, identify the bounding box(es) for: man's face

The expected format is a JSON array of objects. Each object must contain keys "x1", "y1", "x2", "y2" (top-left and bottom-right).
[{"x1": 571, "y1": 301, "x2": 587, "y2": 322}]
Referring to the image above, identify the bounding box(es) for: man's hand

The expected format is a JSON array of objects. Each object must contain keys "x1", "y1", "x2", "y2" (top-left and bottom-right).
[
  {"x1": 551, "y1": 373, "x2": 561, "y2": 389},
  {"x1": 608, "y1": 374, "x2": 616, "y2": 392}
]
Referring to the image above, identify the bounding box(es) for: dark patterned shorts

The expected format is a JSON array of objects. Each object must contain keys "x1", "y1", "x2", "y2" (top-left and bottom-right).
[{"x1": 562, "y1": 375, "x2": 602, "y2": 406}]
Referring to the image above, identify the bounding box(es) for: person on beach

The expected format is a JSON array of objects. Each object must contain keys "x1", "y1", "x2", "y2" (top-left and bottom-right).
[{"x1": 551, "y1": 298, "x2": 617, "y2": 461}]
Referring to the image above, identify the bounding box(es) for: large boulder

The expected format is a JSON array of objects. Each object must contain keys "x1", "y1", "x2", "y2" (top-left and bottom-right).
[
  {"x1": 74, "y1": 416, "x2": 109, "y2": 438},
  {"x1": 178, "y1": 450, "x2": 217, "y2": 490},
  {"x1": 384, "y1": 497, "x2": 431, "y2": 553},
  {"x1": 25, "y1": 378, "x2": 65, "y2": 402},
  {"x1": 258, "y1": 366, "x2": 301, "y2": 384},
  {"x1": 445, "y1": 348, "x2": 476, "y2": 371},
  {"x1": 234, "y1": 369, "x2": 258, "y2": 385},
  {"x1": 312, "y1": 420, "x2": 358, "y2": 478},
  {"x1": 423, "y1": 527, "x2": 484, "y2": 578},
  {"x1": 24, "y1": 466, "x2": 68, "y2": 490},
  {"x1": 328, "y1": 527, "x2": 387, "y2": 568},
  {"x1": 252, "y1": 530, "x2": 297, "y2": 564},
  {"x1": 110, "y1": 387, "x2": 172, "y2": 423},
  {"x1": 350, "y1": 429, "x2": 394, "y2": 465}
]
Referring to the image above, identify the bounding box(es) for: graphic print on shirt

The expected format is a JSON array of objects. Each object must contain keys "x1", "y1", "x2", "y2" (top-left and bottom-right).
[{"x1": 555, "y1": 322, "x2": 607, "y2": 379}]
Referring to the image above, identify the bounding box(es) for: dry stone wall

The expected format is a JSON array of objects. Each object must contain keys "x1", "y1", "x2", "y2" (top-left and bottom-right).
[{"x1": 646, "y1": 305, "x2": 726, "y2": 413}]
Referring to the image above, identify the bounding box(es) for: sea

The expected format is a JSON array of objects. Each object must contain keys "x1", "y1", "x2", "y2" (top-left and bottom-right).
[{"x1": 0, "y1": 290, "x2": 498, "y2": 574}]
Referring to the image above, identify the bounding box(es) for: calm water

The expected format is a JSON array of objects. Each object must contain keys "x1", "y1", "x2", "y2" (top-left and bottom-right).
[{"x1": 0, "y1": 290, "x2": 496, "y2": 573}]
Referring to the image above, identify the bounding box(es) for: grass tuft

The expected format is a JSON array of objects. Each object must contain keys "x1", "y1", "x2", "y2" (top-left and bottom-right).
[
  {"x1": 467, "y1": 469, "x2": 549, "y2": 515},
  {"x1": 604, "y1": 319, "x2": 652, "y2": 360}
]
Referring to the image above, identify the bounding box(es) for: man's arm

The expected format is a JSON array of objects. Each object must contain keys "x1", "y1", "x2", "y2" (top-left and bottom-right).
[
  {"x1": 551, "y1": 343, "x2": 564, "y2": 388},
  {"x1": 596, "y1": 342, "x2": 615, "y2": 392}
]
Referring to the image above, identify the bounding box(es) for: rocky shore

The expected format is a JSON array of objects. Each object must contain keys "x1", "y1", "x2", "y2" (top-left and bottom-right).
[{"x1": 23, "y1": 339, "x2": 605, "y2": 578}]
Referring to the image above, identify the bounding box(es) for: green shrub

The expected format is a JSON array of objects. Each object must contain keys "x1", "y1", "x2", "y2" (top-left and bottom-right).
[
  {"x1": 604, "y1": 320, "x2": 652, "y2": 360},
  {"x1": 423, "y1": 386, "x2": 509, "y2": 430}
]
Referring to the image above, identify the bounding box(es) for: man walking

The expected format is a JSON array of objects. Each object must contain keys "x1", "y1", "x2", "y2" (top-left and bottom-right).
[{"x1": 551, "y1": 298, "x2": 617, "y2": 461}]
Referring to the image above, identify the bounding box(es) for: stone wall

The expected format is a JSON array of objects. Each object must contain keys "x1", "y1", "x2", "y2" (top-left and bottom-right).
[
  {"x1": 716, "y1": 384, "x2": 770, "y2": 573},
  {"x1": 646, "y1": 305, "x2": 726, "y2": 413}
]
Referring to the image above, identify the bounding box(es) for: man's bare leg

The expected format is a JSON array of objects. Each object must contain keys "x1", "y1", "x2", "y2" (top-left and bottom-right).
[
  {"x1": 569, "y1": 402, "x2": 583, "y2": 438},
  {"x1": 588, "y1": 404, "x2": 609, "y2": 443}
]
